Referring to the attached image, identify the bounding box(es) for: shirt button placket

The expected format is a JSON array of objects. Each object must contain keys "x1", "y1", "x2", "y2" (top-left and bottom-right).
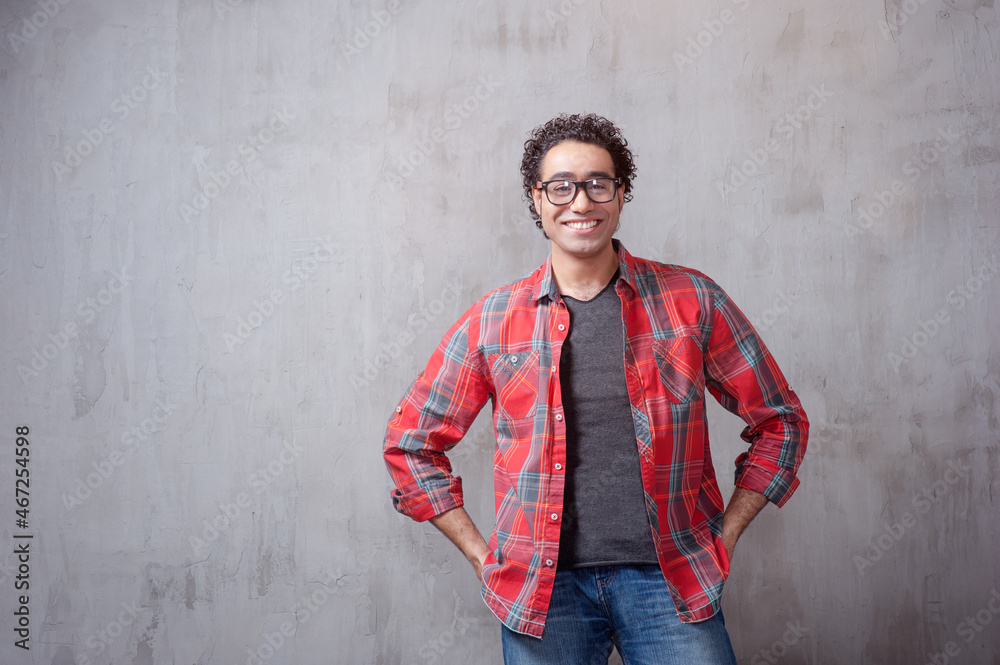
[{"x1": 548, "y1": 310, "x2": 568, "y2": 576}]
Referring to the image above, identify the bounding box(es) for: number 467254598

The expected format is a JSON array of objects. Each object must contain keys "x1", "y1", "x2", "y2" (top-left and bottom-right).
[{"x1": 15, "y1": 426, "x2": 29, "y2": 525}]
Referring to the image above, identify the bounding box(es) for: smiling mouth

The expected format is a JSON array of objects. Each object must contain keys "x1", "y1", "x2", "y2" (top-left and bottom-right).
[{"x1": 563, "y1": 220, "x2": 599, "y2": 230}]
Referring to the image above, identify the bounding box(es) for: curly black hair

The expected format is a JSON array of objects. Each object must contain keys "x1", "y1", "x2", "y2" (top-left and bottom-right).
[{"x1": 520, "y1": 113, "x2": 636, "y2": 231}]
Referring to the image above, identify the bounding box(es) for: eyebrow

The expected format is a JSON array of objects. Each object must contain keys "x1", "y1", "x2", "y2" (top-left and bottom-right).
[{"x1": 545, "y1": 170, "x2": 614, "y2": 180}]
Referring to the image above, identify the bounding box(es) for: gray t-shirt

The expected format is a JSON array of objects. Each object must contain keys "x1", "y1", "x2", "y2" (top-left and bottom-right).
[{"x1": 557, "y1": 270, "x2": 660, "y2": 569}]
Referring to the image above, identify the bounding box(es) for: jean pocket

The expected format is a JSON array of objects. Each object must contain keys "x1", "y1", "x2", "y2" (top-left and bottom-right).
[
  {"x1": 651, "y1": 337, "x2": 705, "y2": 403},
  {"x1": 489, "y1": 349, "x2": 540, "y2": 420}
]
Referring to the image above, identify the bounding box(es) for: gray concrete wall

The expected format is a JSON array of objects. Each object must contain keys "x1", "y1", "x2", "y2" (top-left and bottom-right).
[{"x1": 0, "y1": 0, "x2": 997, "y2": 663}]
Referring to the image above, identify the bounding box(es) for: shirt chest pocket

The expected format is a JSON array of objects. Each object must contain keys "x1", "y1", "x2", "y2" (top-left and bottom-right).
[
  {"x1": 651, "y1": 336, "x2": 705, "y2": 403},
  {"x1": 489, "y1": 349, "x2": 540, "y2": 420}
]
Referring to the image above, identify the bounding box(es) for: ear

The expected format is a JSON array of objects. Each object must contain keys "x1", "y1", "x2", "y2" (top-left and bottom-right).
[{"x1": 531, "y1": 185, "x2": 543, "y2": 216}]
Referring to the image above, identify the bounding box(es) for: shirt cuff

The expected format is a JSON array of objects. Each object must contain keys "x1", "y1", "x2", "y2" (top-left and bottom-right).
[
  {"x1": 390, "y1": 480, "x2": 464, "y2": 523},
  {"x1": 734, "y1": 452, "x2": 801, "y2": 508}
]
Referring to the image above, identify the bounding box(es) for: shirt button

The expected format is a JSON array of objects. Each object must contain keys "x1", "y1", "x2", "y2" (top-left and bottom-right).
[
  {"x1": 551, "y1": 513, "x2": 558, "y2": 521},
  {"x1": 555, "y1": 414, "x2": 563, "y2": 421},
  {"x1": 511, "y1": 356, "x2": 518, "y2": 363},
  {"x1": 554, "y1": 463, "x2": 562, "y2": 470},
  {"x1": 551, "y1": 365, "x2": 556, "y2": 373},
  {"x1": 395, "y1": 406, "x2": 401, "y2": 413},
  {"x1": 557, "y1": 324, "x2": 565, "y2": 331},
  {"x1": 545, "y1": 559, "x2": 554, "y2": 567}
]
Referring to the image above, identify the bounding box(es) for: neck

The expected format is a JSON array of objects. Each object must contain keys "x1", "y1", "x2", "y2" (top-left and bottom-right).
[{"x1": 550, "y1": 242, "x2": 619, "y2": 300}]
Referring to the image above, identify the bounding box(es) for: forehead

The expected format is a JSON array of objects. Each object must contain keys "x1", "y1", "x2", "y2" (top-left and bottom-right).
[{"x1": 539, "y1": 140, "x2": 615, "y2": 178}]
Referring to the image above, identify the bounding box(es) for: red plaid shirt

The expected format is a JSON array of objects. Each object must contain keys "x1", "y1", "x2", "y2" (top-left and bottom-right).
[{"x1": 384, "y1": 241, "x2": 808, "y2": 637}]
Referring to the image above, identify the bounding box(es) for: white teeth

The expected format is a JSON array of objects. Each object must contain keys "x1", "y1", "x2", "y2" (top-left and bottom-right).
[{"x1": 565, "y1": 220, "x2": 598, "y2": 230}]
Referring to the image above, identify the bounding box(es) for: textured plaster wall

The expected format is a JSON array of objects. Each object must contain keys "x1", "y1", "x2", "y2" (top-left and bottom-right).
[{"x1": 0, "y1": 0, "x2": 997, "y2": 663}]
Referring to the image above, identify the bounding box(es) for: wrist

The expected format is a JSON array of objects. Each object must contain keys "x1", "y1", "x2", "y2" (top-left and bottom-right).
[
  {"x1": 471, "y1": 549, "x2": 488, "y2": 580},
  {"x1": 470, "y1": 546, "x2": 488, "y2": 568}
]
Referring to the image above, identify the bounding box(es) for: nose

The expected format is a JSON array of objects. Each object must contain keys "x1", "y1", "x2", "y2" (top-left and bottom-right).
[{"x1": 569, "y1": 185, "x2": 594, "y2": 212}]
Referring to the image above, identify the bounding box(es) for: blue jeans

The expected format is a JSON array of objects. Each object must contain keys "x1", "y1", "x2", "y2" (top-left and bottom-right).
[{"x1": 501, "y1": 565, "x2": 737, "y2": 665}]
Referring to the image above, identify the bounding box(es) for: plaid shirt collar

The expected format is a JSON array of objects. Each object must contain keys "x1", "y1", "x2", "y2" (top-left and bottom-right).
[{"x1": 529, "y1": 239, "x2": 640, "y2": 303}]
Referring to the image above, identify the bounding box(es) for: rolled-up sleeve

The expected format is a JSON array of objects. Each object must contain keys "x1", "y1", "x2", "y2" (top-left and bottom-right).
[
  {"x1": 383, "y1": 312, "x2": 491, "y2": 522},
  {"x1": 702, "y1": 284, "x2": 809, "y2": 508}
]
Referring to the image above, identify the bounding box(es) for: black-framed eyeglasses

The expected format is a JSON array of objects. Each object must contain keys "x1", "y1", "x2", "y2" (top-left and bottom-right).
[{"x1": 535, "y1": 178, "x2": 621, "y2": 205}]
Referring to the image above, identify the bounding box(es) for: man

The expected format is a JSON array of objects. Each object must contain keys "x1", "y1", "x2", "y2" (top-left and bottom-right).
[{"x1": 384, "y1": 113, "x2": 808, "y2": 664}]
